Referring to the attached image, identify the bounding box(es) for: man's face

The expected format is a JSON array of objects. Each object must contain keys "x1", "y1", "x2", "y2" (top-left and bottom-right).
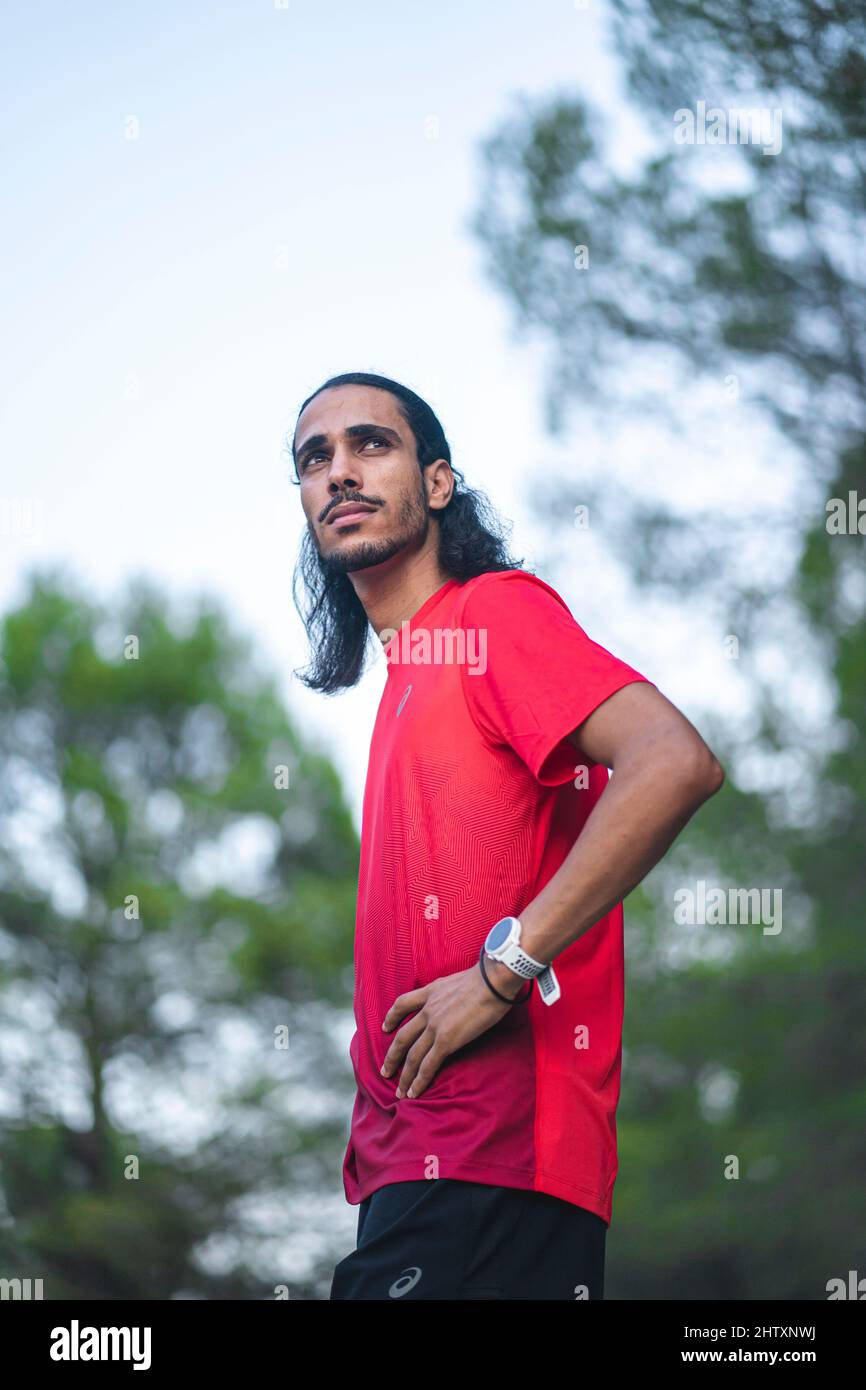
[{"x1": 294, "y1": 385, "x2": 433, "y2": 575}]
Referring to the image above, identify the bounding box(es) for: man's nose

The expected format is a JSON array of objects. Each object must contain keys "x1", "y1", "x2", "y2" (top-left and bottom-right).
[{"x1": 325, "y1": 449, "x2": 363, "y2": 491}]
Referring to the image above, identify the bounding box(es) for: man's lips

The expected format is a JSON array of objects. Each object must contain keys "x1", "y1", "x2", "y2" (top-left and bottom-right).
[{"x1": 327, "y1": 503, "x2": 378, "y2": 525}]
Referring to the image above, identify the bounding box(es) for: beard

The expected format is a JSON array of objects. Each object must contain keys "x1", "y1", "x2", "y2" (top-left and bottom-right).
[{"x1": 314, "y1": 484, "x2": 430, "y2": 576}]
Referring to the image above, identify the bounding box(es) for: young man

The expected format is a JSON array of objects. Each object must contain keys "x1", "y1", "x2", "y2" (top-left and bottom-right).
[{"x1": 290, "y1": 371, "x2": 724, "y2": 1301}]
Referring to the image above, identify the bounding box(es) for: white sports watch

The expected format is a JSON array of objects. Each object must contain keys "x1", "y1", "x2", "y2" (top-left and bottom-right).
[{"x1": 483, "y1": 915, "x2": 561, "y2": 1006}]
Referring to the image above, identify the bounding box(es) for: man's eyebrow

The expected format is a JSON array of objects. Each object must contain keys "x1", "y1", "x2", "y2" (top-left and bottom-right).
[{"x1": 296, "y1": 422, "x2": 402, "y2": 462}]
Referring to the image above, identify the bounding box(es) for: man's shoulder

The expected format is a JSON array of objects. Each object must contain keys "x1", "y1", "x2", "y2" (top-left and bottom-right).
[{"x1": 456, "y1": 567, "x2": 572, "y2": 622}]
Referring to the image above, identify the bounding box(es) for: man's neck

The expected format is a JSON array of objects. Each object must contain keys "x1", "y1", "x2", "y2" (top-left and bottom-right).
[{"x1": 352, "y1": 553, "x2": 453, "y2": 647}]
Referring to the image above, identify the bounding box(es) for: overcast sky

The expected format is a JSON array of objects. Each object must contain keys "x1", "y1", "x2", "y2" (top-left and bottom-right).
[{"x1": 1, "y1": 0, "x2": 768, "y2": 833}]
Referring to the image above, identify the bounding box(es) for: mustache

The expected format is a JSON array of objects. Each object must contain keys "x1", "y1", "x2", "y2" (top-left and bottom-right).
[{"x1": 321, "y1": 494, "x2": 382, "y2": 523}]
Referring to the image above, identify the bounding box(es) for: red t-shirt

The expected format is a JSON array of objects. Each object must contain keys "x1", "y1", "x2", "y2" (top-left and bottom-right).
[{"x1": 341, "y1": 568, "x2": 652, "y2": 1226}]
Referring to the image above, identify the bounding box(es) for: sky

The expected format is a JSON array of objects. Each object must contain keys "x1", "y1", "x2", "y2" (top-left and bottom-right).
[{"x1": 0, "y1": 0, "x2": 777, "y2": 832}]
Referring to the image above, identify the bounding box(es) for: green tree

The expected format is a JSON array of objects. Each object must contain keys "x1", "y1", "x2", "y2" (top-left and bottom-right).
[
  {"x1": 0, "y1": 567, "x2": 359, "y2": 1299},
  {"x1": 471, "y1": 0, "x2": 866, "y2": 1295}
]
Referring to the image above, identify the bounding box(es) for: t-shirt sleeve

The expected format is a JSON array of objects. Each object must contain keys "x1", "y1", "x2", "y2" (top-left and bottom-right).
[{"x1": 459, "y1": 572, "x2": 654, "y2": 786}]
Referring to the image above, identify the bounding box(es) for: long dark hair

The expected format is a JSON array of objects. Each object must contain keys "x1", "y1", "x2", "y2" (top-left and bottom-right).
[{"x1": 288, "y1": 371, "x2": 524, "y2": 695}]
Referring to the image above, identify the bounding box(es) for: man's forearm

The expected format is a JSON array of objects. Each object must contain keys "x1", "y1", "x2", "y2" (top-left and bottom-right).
[{"x1": 486, "y1": 741, "x2": 724, "y2": 999}]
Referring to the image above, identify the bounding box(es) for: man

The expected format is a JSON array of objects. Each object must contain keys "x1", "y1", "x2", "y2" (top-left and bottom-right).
[{"x1": 290, "y1": 371, "x2": 724, "y2": 1301}]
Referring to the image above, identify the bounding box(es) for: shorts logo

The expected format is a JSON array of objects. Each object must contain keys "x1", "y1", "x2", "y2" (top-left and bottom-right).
[
  {"x1": 389, "y1": 1266, "x2": 422, "y2": 1298},
  {"x1": 395, "y1": 685, "x2": 412, "y2": 717}
]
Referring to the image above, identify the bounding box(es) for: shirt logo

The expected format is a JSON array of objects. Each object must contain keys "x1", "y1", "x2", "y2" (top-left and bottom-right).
[
  {"x1": 389, "y1": 1266, "x2": 422, "y2": 1298},
  {"x1": 395, "y1": 684, "x2": 413, "y2": 717}
]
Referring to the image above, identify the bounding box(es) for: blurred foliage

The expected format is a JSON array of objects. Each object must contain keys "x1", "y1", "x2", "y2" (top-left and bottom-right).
[
  {"x1": 0, "y1": 567, "x2": 359, "y2": 1298},
  {"x1": 472, "y1": 0, "x2": 866, "y2": 1296}
]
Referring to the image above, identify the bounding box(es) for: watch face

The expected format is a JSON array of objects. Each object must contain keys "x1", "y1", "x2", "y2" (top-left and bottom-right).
[{"x1": 486, "y1": 917, "x2": 516, "y2": 952}]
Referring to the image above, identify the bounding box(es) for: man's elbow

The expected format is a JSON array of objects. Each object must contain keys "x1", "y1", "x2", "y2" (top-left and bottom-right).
[
  {"x1": 615, "y1": 726, "x2": 726, "y2": 802},
  {"x1": 682, "y1": 742, "x2": 725, "y2": 801}
]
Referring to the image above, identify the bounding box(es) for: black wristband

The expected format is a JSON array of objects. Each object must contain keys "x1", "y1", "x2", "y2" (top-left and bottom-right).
[{"x1": 478, "y1": 945, "x2": 533, "y2": 1005}]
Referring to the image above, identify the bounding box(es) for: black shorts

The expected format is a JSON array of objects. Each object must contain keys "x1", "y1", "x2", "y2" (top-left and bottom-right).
[{"x1": 329, "y1": 1178, "x2": 607, "y2": 1300}]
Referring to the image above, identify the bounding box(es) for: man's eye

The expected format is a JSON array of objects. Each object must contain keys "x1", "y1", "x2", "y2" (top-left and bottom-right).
[
  {"x1": 299, "y1": 452, "x2": 327, "y2": 472},
  {"x1": 300, "y1": 436, "x2": 388, "y2": 472}
]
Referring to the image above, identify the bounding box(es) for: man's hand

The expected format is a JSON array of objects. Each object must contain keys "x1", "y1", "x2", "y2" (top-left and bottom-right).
[{"x1": 380, "y1": 961, "x2": 524, "y2": 1099}]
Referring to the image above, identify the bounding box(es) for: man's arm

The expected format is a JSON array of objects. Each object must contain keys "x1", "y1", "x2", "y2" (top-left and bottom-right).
[
  {"x1": 486, "y1": 681, "x2": 725, "y2": 1000},
  {"x1": 381, "y1": 679, "x2": 725, "y2": 1101}
]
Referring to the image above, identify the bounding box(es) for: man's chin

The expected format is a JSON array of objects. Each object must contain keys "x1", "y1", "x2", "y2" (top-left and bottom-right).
[{"x1": 320, "y1": 535, "x2": 410, "y2": 575}]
